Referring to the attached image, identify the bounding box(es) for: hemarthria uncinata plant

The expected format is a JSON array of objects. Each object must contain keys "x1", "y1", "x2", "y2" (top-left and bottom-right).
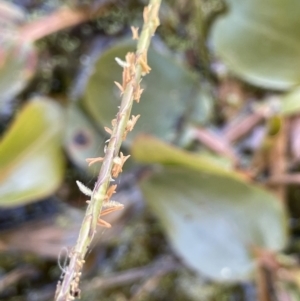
[{"x1": 54, "y1": 1, "x2": 161, "y2": 300}]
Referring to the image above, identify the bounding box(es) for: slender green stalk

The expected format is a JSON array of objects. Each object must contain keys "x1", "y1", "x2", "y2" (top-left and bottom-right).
[{"x1": 54, "y1": 1, "x2": 161, "y2": 300}]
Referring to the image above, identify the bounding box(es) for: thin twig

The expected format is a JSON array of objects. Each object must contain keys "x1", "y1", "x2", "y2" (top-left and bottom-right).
[
  {"x1": 192, "y1": 126, "x2": 238, "y2": 165},
  {"x1": 19, "y1": 3, "x2": 112, "y2": 42},
  {"x1": 129, "y1": 273, "x2": 164, "y2": 301},
  {"x1": 268, "y1": 118, "x2": 287, "y2": 202},
  {"x1": 84, "y1": 256, "x2": 178, "y2": 292},
  {"x1": 54, "y1": 1, "x2": 161, "y2": 300},
  {"x1": 0, "y1": 266, "x2": 37, "y2": 293},
  {"x1": 266, "y1": 173, "x2": 300, "y2": 185},
  {"x1": 256, "y1": 266, "x2": 272, "y2": 301},
  {"x1": 223, "y1": 112, "x2": 265, "y2": 142},
  {"x1": 289, "y1": 115, "x2": 300, "y2": 164}
]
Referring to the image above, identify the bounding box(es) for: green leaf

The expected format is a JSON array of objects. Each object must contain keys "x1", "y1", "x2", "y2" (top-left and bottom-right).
[
  {"x1": 0, "y1": 42, "x2": 37, "y2": 110},
  {"x1": 64, "y1": 103, "x2": 106, "y2": 175},
  {"x1": 211, "y1": 0, "x2": 300, "y2": 90},
  {"x1": 189, "y1": 84, "x2": 214, "y2": 125},
  {"x1": 83, "y1": 40, "x2": 199, "y2": 143},
  {"x1": 281, "y1": 86, "x2": 300, "y2": 116},
  {"x1": 0, "y1": 2, "x2": 37, "y2": 110},
  {"x1": 131, "y1": 135, "x2": 238, "y2": 179},
  {"x1": 141, "y1": 166, "x2": 287, "y2": 282},
  {"x1": 0, "y1": 97, "x2": 65, "y2": 207},
  {"x1": 133, "y1": 137, "x2": 287, "y2": 281}
]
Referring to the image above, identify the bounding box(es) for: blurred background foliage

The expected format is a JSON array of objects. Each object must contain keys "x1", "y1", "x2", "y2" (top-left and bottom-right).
[{"x1": 0, "y1": 0, "x2": 300, "y2": 300}]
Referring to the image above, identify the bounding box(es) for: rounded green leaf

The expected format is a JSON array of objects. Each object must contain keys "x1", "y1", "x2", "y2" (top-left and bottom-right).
[
  {"x1": 132, "y1": 134, "x2": 238, "y2": 178},
  {"x1": 281, "y1": 86, "x2": 300, "y2": 116},
  {"x1": 0, "y1": 97, "x2": 65, "y2": 207},
  {"x1": 141, "y1": 166, "x2": 287, "y2": 282},
  {"x1": 133, "y1": 137, "x2": 287, "y2": 281},
  {"x1": 0, "y1": 2, "x2": 36, "y2": 110},
  {"x1": 211, "y1": 0, "x2": 300, "y2": 90},
  {"x1": 83, "y1": 40, "x2": 198, "y2": 143},
  {"x1": 64, "y1": 103, "x2": 106, "y2": 175},
  {"x1": 0, "y1": 41, "x2": 37, "y2": 110}
]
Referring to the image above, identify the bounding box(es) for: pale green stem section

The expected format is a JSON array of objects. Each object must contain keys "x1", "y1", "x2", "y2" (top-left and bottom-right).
[{"x1": 54, "y1": 1, "x2": 161, "y2": 300}]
